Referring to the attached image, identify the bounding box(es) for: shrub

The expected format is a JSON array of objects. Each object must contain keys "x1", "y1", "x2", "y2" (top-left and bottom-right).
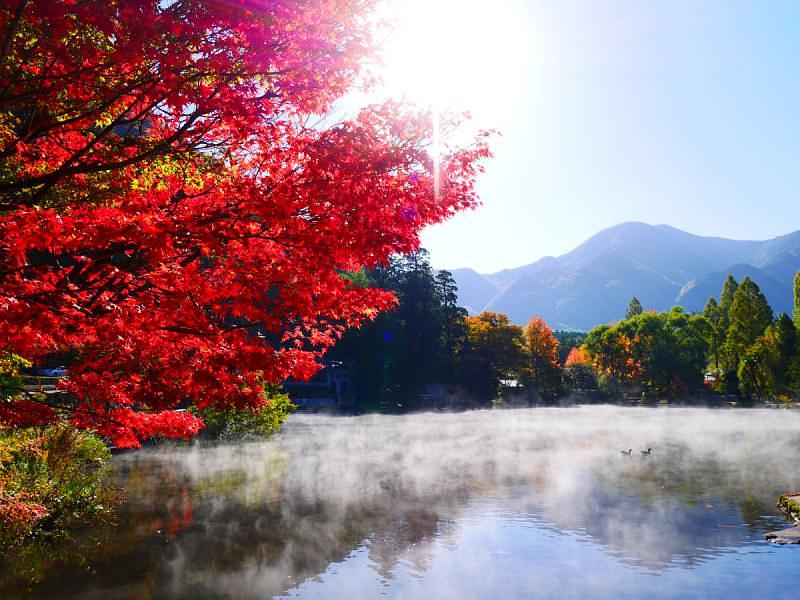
[
  {"x1": 0, "y1": 423, "x2": 114, "y2": 554},
  {"x1": 196, "y1": 388, "x2": 296, "y2": 441}
]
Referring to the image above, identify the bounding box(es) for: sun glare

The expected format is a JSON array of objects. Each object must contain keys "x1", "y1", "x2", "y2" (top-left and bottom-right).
[{"x1": 379, "y1": 0, "x2": 530, "y2": 127}]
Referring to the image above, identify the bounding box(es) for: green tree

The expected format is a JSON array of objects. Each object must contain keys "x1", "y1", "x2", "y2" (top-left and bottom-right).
[
  {"x1": 738, "y1": 333, "x2": 780, "y2": 400},
  {"x1": 584, "y1": 307, "x2": 710, "y2": 396},
  {"x1": 718, "y1": 275, "x2": 739, "y2": 367},
  {"x1": 625, "y1": 296, "x2": 643, "y2": 320},
  {"x1": 794, "y1": 270, "x2": 800, "y2": 330},
  {"x1": 666, "y1": 308, "x2": 713, "y2": 392},
  {"x1": 583, "y1": 324, "x2": 636, "y2": 384},
  {"x1": 768, "y1": 314, "x2": 798, "y2": 394},
  {"x1": 618, "y1": 308, "x2": 709, "y2": 394},
  {"x1": 434, "y1": 270, "x2": 468, "y2": 379},
  {"x1": 719, "y1": 275, "x2": 739, "y2": 331},
  {"x1": 724, "y1": 277, "x2": 774, "y2": 376},
  {"x1": 330, "y1": 250, "x2": 468, "y2": 410},
  {"x1": 394, "y1": 250, "x2": 444, "y2": 388},
  {"x1": 703, "y1": 297, "x2": 722, "y2": 371}
]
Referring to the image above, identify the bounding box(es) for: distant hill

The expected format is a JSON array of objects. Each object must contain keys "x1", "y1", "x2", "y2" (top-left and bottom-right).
[{"x1": 448, "y1": 222, "x2": 799, "y2": 330}]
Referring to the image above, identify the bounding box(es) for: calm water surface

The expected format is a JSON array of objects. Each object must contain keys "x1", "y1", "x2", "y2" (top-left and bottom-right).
[{"x1": 6, "y1": 406, "x2": 800, "y2": 598}]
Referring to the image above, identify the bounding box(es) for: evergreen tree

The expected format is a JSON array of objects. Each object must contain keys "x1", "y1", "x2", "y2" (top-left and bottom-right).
[
  {"x1": 434, "y1": 270, "x2": 468, "y2": 378},
  {"x1": 771, "y1": 314, "x2": 798, "y2": 393},
  {"x1": 718, "y1": 275, "x2": 739, "y2": 336},
  {"x1": 625, "y1": 296, "x2": 643, "y2": 320},
  {"x1": 717, "y1": 275, "x2": 739, "y2": 380},
  {"x1": 794, "y1": 270, "x2": 800, "y2": 330},
  {"x1": 703, "y1": 297, "x2": 721, "y2": 371},
  {"x1": 394, "y1": 250, "x2": 442, "y2": 388},
  {"x1": 330, "y1": 250, "x2": 469, "y2": 409},
  {"x1": 724, "y1": 277, "x2": 774, "y2": 376}
]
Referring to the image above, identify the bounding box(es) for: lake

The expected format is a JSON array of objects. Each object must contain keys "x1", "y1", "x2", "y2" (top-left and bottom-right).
[{"x1": 5, "y1": 406, "x2": 800, "y2": 598}]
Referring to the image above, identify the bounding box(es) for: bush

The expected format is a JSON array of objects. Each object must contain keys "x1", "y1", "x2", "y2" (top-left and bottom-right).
[
  {"x1": 196, "y1": 388, "x2": 296, "y2": 440},
  {"x1": 0, "y1": 353, "x2": 30, "y2": 402},
  {"x1": 0, "y1": 423, "x2": 114, "y2": 554}
]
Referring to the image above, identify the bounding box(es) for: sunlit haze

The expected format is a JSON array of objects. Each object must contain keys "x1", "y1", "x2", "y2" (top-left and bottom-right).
[
  {"x1": 372, "y1": 0, "x2": 800, "y2": 272},
  {"x1": 378, "y1": 0, "x2": 531, "y2": 124}
]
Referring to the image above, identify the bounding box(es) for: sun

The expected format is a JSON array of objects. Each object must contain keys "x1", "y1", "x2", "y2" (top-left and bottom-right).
[{"x1": 377, "y1": 0, "x2": 531, "y2": 127}]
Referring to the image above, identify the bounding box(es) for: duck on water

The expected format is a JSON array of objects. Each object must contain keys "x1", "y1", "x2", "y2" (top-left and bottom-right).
[{"x1": 619, "y1": 448, "x2": 652, "y2": 457}]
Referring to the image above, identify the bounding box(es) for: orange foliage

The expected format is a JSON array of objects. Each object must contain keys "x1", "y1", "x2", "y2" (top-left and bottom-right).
[
  {"x1": 523, "y1": 317, "x2": 559, "y2": 369},
  {"x1": 565, "y1": 347, "x2": 590, "y2": 367}
]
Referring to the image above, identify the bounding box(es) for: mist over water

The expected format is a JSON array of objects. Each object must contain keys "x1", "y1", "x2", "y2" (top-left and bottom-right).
[{"x1": 14, "y1": 407, "x2": 800, "y2": 599}]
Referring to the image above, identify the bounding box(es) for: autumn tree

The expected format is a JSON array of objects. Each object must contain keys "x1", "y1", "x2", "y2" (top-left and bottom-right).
[
  {"x1": 554, "y1": 330, "x2": 587, "y2": 364},
  {"x1": 625, "y1": 296, "x2": 643, "y2": 320},
  {"x1": 457, "y1": 312, "x2": 525, "y2": 402},
  {"x1": 565, "y1": 347, "x2": 590, "y2": 367},
  {"x1": 562, "y1": 346, "x2": 598, "y2": 395},
  {"x1": 521, "y1": 317, "x2": 561, "y2": 401},
  {"x1": 0, "y1": 1, "x2": 490, "y2": 446}
]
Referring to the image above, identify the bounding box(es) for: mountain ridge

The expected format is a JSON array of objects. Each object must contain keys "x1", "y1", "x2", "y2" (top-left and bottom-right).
[{"x1": 448, "y1": 222, "x2": 799, "y2": 330}]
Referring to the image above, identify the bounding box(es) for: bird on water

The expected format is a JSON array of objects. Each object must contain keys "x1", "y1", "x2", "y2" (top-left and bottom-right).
[
  {"x1": 641, "y1": 448, "x2": 652, "y2": 456},
  {"x1": 620, "y1": 448, "x2": 632, "y2": 456}
]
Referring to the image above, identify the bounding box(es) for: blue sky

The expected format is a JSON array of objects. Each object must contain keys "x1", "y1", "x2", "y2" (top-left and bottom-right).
[{"x1": 371, "y1": 0, "x2": 800, "y2": 273}]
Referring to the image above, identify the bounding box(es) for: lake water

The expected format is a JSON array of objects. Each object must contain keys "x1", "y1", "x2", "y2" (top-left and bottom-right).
[{"x1": 5, "y1": 406, "x2": 800, "y2": 599}]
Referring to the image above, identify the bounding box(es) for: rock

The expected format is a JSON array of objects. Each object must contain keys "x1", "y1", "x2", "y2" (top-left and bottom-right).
[{"x1": 765, "y1": 526, "x2": 800, "y2": 544}]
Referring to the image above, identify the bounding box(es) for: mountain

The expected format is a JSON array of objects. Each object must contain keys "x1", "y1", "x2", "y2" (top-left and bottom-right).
[
  {"x1": 677, "y1": 264, "x2": 791, "y2": 315},
  {"x1": 448, "y1": 222, "x2": 799, "y2": 330}
]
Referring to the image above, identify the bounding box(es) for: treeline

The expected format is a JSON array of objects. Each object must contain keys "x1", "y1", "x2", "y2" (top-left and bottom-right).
[
  {"x1": 540, "y1": 273, "x2": 800, "y2": 402},
  {"x1": 330, "y1": 250, "x2": 585, "y2": 407},
  {"x1": 331, "y1": 252, "x2": 800, "y2": 406},
  {"x1": 700, "y1": 275, "x2": 800, "y2": 398},
  {"x1": 578, "y1": 275, "x2": 800, "y2": 401}
]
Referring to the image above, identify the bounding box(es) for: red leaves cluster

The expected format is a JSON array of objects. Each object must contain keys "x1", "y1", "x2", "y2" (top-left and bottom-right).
[
  {"x1": 0, "y1": 492, "x2": 48, "y2": 540},
  {"x1": 0, "y1": 1, "x2": 490, "y2": 445}
]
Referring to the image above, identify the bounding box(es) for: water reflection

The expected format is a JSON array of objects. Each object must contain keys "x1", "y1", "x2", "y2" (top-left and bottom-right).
[{"x1": 5, "y1": 407, "x2": 800, "y2": 598}]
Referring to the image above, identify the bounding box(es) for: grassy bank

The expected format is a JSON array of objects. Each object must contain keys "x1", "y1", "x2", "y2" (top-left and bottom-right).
[{"x1": 778, "y1": 493, "x2": 800, "y2": 523}]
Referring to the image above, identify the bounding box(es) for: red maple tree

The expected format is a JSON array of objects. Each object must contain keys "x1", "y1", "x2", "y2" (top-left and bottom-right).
[{"x1": 0, "y1": 0, "x2": 490, "y2": 446}]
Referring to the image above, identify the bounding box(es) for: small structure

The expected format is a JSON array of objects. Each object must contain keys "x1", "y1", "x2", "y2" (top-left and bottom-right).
[{"x1": 284, "y1": 359, "x2": 356, "y2": 411}]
